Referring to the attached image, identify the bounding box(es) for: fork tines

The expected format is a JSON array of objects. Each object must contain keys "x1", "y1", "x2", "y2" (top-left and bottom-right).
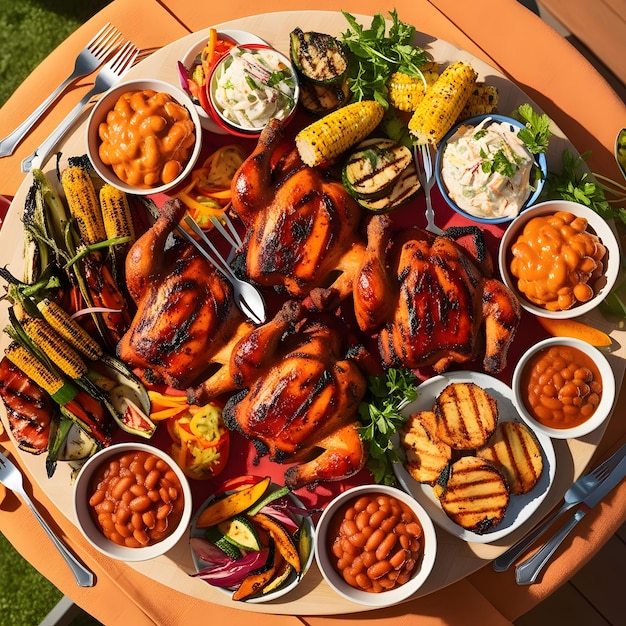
[{"x1": 89, "y1": 23, "x2": 123, "y2": 59}]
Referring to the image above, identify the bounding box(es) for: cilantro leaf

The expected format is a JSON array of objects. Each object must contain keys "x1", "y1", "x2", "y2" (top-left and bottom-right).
[{"x1": 357, "y1": 368, "x2": 419, "y2": 486}]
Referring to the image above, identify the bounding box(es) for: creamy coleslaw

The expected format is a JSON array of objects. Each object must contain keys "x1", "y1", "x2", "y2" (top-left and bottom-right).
[
  {"x1": 440, "y1": 118, "x2": 535, "y2": 219},
  {"x1": 211, "y1": 46, "x2": 297, "y2": 130}
]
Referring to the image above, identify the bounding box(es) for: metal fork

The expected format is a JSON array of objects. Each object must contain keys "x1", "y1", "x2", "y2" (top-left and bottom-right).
[
  {"x1": 414, "y1": 142, "x2": 444, "y2": 235},
  {"x1": 493, "y1": 441, "x2": 626, "y2": 572},
  {"x1": 0, "y1": 447, "x2": 94, "y2": 587},
  {"x1": 179, "y1": 215, "x2": 266, "y2": 324},
  {"x1": 0, "y1": 23, "x2": 122, "y2": 158},
  {"x1": 22, "y1": 40, "x2": 139, "y2": 173}
]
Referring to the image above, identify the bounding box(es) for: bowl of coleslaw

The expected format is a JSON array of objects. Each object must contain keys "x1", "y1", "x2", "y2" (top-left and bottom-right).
[
  {"x1": 435, "y1": 114, "x2": 547, "y2": 224},
  {"x1": 206, "y1": 44, "x2": 299, "y2": 138}
]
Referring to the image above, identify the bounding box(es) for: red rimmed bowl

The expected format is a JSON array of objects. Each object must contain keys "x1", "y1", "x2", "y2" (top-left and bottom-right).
[{"x1": 205, "y1": 44, "x2": 299, "y2": 138}]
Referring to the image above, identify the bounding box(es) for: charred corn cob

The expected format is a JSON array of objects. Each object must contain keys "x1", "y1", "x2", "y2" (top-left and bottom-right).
[
  {"x1": 295, "y1": 100, "x2": 385, "y2": 166},
  {"x1": 408, "y1": 61, "x2": 477, "y2": 144},
  {"x1": 21, "y1": 317, "x2": 88, "y2": 379},
  {"x1": 37, "y1": 298, "x2": 103, "y2": 361},
  {"x1": 387, "y1": 64, "x2": 440, "y2": 112},
  {"x1": 458, "y1": 83, "x2": 499, "y2": 120},
  {"x1": 5, "y1": 342, "x2": 76, "y2": 404},
  {"x1": 99, "y1": 184, "x2": 135, "y2": 242},
  {"x1": 61, "y1": 164, "x2": 106, "y2": 246}
]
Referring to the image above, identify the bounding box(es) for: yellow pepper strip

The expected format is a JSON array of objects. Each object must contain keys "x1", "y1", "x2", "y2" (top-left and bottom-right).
[{"x1": 150, "y1": 406, "x2": 189, "y2": 421}]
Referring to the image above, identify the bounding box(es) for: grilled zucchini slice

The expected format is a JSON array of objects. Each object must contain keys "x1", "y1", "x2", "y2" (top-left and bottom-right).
[
  {"x1": 342, "y1": 138, "x2": 413, "y2": 200},
  {"x1": 217, "y1": 515, "x2": 262, "y2": 551},
  {"x1": 289, "y1": 28, "x2": 348, "y2": 85},
  {"x1": 354, "y1": 163, "x2": 420, "y2": 213}
]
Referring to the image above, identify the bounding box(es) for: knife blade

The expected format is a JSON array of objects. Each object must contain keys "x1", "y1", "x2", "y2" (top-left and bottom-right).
[{"x1": 515, "y1": 454, "x2": 626, "y2": 585}]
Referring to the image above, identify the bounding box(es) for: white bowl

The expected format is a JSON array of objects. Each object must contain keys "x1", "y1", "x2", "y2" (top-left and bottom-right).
[
  {"x1": 314, "y1": 484, "x2": 436, "y2": 607},
  {"x1": 190, "y1": 483, "x2": 315, "y2": 603},
  {"x1": 498, "y1": 199, "x2": 620, "y2": 318},
  {"x1": 86, "y1": 78, "x2": 202, "y2": 195},
  {"x1": 180, "y1": 30, "x2": 267, "y2": 132},
  {"x1": 73, "y1": 442, "x2": 192, "y2": 562},
  {"x1": 512, "y1": 336, "x2": 616, "y2": 439}
]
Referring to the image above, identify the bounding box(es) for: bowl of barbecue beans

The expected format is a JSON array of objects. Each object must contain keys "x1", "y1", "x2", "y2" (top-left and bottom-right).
[
  {"x1": 314, "y1": 484, "x2": 436, "y2": 607},
  {"x1": 512, "y1": 337, "x2": 616, "y2": 439},
  {"x1": 73, "y1": 442, "x2": 192, "y2": 561},
  {"x1": 498, "y1": 200, "x2": 620, "y2": 319},
  {"x1": 86, "y1": 79, "x2": 202, "y2": 195}
]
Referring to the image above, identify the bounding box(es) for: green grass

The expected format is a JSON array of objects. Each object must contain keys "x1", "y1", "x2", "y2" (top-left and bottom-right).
[
  {"x1": 0, "y1": 531, "x2": 64, "y2": 625},
  {"x1": 0, "y1": 5, "x2": 111, "y2": 624},
  {"x1": 0, "y1": 0, "x2": 113, "y2": 106}
]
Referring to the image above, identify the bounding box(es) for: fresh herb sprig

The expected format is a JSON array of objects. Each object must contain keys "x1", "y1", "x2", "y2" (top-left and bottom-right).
[
  {"x1": 513, "y1": 103, "x2": 553, "y2": 154},
  {"x1": 357, "y1": 367, "x2": 419, "y2": 486},
  {"x1": 544, "y1": 149, "x2": 626, "y2": 224},
  {"x1": 340, "y1": 10, "x2": 428, "y2": 108}
]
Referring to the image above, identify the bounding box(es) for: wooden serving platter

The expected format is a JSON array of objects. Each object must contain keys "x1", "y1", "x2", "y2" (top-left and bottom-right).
[{"x1": 0, "y1": 11, "x2": 624, "y2": 615}]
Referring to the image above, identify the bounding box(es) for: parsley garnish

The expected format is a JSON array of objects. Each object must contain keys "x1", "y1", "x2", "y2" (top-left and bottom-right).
[
  {"x1": 543, "y1": 149, "x2": 626, "y2": 224},
  {"x1": 340, "y1": 10, "x2": 428, "y2": 108},
  {"x1": 357, "y1": 368, "x2": 419, "y2": 486},
  {"x1": 513, "y1": 103, "x2": 553, "y2": 154}
]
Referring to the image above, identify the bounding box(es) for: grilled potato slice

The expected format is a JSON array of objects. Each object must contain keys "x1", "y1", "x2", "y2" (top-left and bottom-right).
[
  {"x1": 434, "y1": 382, "x2": 498, "y2": 449},
  {"x1": 439, "y1": 456, "x2": 509, "y2": 534},
  {"x1": 400, "y1": 410, "x2": 452, "y2": 485},
  {"x1": 477, "y1": 421, "x2": 544, "y2": 494}
]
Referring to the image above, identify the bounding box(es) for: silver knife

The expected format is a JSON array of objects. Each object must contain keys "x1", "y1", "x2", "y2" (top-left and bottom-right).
[{"x1": 515, "y1": 454, "x2": 626, "y2": 585}]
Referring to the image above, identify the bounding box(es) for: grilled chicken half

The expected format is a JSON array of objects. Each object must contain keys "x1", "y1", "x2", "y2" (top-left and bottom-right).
[{"x1": 353, "y1": 214, "x2": 521, "y2": 374}]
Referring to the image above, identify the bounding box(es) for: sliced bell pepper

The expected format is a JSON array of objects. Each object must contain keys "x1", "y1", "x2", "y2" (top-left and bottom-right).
[{"x1": 166, "y1": 403, "x2": 230, "y2": 479}]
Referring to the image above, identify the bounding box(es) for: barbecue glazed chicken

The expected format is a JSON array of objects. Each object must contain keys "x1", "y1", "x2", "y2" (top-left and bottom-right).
[
  {"x1": 230, "y1": 118, "x2": 365, "y2": 303},
  {"x1": 210, "y1": 301, "x2": 369, "y2": 489},
  {"x1": 118, "y1": 198, "x2": 252, "y2": 389},
  {"x1": 353, "y1": 214, "x2": 521, "y2": 374}
]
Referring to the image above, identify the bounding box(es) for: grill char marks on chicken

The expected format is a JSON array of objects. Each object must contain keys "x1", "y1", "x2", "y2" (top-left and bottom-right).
[
  {"x1": 118, "y1": 198, "x2": 252, "y2": 389},
  {"x1": 354, "y1": 214, "x2": 521, "y2": 374},
  {"x1": 218, "y1": 301, "x2": 368, "y2": 489},
  {"x1": 230, "y1": 118, "x2": 365, "y2": 301}
]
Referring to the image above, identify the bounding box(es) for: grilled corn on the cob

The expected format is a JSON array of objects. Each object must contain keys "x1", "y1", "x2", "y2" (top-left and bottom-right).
[
  {"x1": 99, "y1": 184, "x2": 135, "y2": 242},
  {"x1": 61, "y1": 164, "x2": 106, "y2": 246},
  {"x1": 387, "y1": 64, "x2": 440, "y2": 112},
  {"x1": 37, "y1": 298, "x2": 103, "y2": 361},
  {"x1": 5, "y1": 342, "x2": 71, "y2": 402},
  {"x1": 408, "y1": 61, "x2": 477, "y2": 144},
  {"x1": 295, "y1": 100, "x2": 385, "y2": 166},
  {"x1": 458, "y1": 83, "x2": 499, "y2": 120},
  {"x1": 21, "y1": 317, "x2": 88, "y2": 379}
]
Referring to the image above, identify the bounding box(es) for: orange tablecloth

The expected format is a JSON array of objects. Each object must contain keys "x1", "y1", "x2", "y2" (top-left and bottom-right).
[{"x1": 0, "y1": 1, "x2": 625, "y2": 624}]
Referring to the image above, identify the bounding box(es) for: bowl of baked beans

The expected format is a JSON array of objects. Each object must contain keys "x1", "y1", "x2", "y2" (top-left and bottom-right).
[
  {"x1": 314, "y1": 484, "x2": 436, "y2": 607},
  {"x1": 512, "y1": 337, "x2": 616, "y2": 439},
  {"x1": 73, "y1": 443, "x2": 192, "y2": 561},
  {"x1": 498, "y1": 200, "x2": 620, "y2": 319},
  {"x1": 86, "y1": 79, "x2": 202, "y2": 195}
]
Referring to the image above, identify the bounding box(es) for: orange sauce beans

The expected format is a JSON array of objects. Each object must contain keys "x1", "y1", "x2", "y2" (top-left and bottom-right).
[
  {"x1": 509, "y1": 211, "x2": 607, "y2": 311},
  {"x1": 98, "y1": 89, "x2": 197, "y2": 188},
  {"x1": 327, "y1": 493, "x2": 424, "y2": 593},
  {"x1": 521, "y1": 344, "x2": 603, "y2": 429},
  {"x1": 88, "y1": 450, "x2": 185, "y2": 548}
]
